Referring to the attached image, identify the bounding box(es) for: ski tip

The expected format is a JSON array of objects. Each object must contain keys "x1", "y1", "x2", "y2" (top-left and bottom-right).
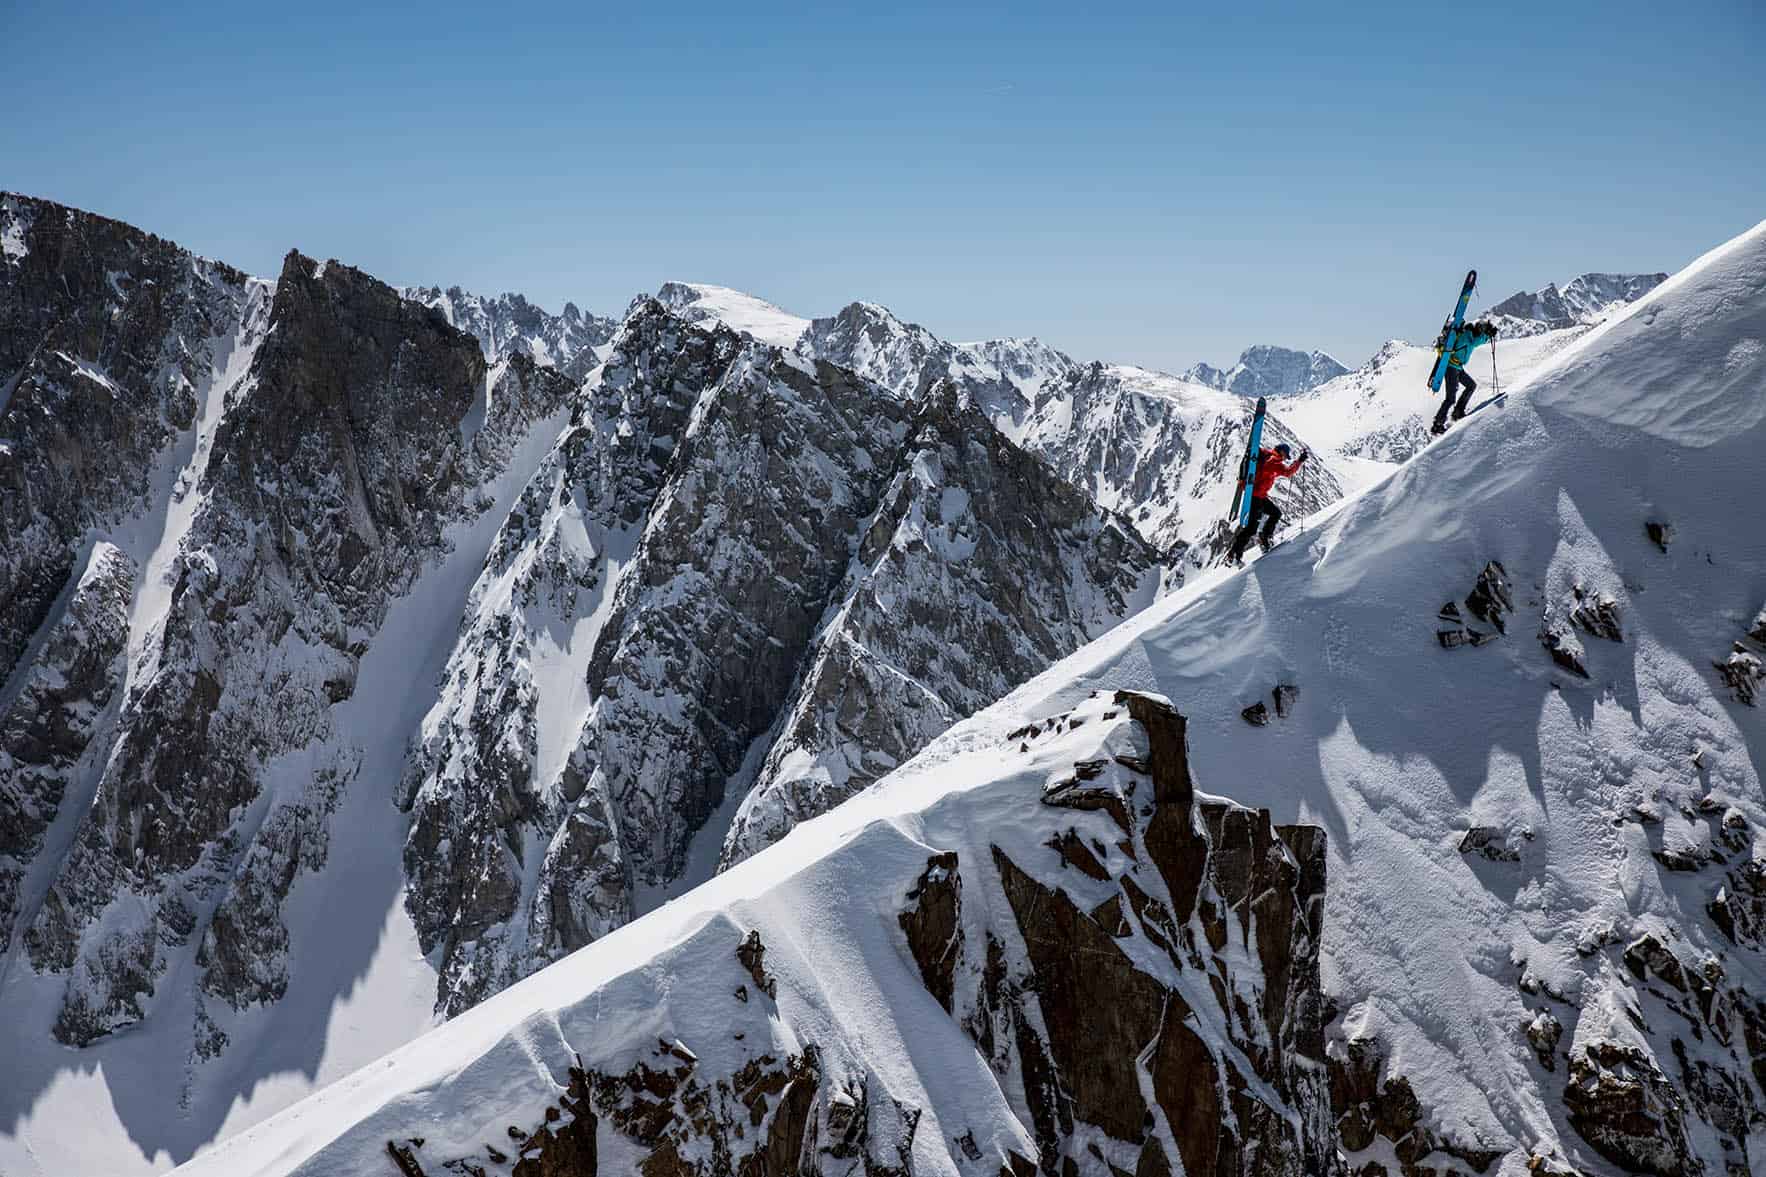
[{"x1": 1466, "y1": 269, "x2": 1477, "y2": 287}]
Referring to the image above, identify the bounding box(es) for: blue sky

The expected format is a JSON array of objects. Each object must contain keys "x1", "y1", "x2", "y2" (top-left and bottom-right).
[{"x1": 6, "y1": 0, "x2": 1762, "y2": 370}]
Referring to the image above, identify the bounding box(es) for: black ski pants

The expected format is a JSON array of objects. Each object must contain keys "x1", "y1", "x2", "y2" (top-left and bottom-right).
[
  {"x1": 1230, "y1": 496, "x2": 1281, "y2": 557},
  {"x1": 1436, "y1": 366, "x2": 1477, "y2": 426}
]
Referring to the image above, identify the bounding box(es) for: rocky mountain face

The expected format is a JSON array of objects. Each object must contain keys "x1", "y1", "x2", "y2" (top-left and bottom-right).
[
  {"x1": 0, "y1": 196, "x2": 1192, "y2": 1147},
  {"x1": 2, "y1": 210, "x2": 581, "y2": 1051},
  {"x1": 401, "y1": 284, "x2": 616, "y2": 378},
  {"x1": 1488, "y1": 271, "x2": 1669, "y2": 333},
  {"x1": 649, "y1": 287, "x2": 1345, "y2": 565},
  {"x1": 398, "y1": 302, "x2": 1163, "y2": 1014},
  {"x1": 795, "y1": 300, "x2": 1042, "y2": 429},
  {"x1": 1184, "y1": 344, "x2": 1349, "y2": 399},
  {"x1": 178, "y1": 692, "x2": 1342, "y2": 1177},
  {"x1": 719, "y1": 390, "x2": 1161, "y2": 866},
  {"x1": 1017, "y1": 363, "x2": 1346, "y2": 559}
]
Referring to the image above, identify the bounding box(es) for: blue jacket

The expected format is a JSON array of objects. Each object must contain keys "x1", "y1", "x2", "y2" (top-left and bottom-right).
[{"x1": 1444, "y1": 324, "x2": 1495, "y2": 369}]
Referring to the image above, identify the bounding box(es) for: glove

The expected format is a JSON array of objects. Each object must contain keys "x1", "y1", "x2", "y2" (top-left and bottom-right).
[{"x1": 1299, "y1": 449, "x2": 1310, "y2": 463}]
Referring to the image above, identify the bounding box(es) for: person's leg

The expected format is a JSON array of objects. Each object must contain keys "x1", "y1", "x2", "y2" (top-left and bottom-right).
[
  {"x1": 1228, "y1": 519, "x2": 1253, "y2": 560},
  {"x1": 1229, "y1": 499, "x2": 1264, "y2": 559},
  {"x1": 1434, "y1": 370, "x2": 1458, "y2": 432},
  {"x1": 1452, "y1": 368, "x2": 1478, "y2": 418},
  {"x1": 1259, "y1": 498, "x2": 1282, "y2": 547}
]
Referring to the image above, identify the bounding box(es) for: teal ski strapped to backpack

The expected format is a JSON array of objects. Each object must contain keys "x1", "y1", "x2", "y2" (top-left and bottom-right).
[
  {"x1": 1427, "y1": 269, "x2": 1478, "y2": 393},
  {"x1": 1229, "y1": 397, "x2": 1268, "y2": 528}
]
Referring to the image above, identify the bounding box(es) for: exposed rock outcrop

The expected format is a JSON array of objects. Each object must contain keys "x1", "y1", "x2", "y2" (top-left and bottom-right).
[
  {"x1": 480, "y1": 692, "x2": 1338, "y2": 1177},
  {"x1": 0, "y1": 542, "x2": 135, "y2": 948}
]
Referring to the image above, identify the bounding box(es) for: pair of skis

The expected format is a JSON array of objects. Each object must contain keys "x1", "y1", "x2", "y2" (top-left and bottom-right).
[
  {"x1": 1427, "y1": 269, "x2": 1478, "y2": 393},
  {"x1": 1227, "y1": 396, "x2": 1268, "y2": 530}
]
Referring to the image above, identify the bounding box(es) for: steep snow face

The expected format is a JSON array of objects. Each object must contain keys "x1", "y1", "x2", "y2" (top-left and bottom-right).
[
  {"x1": 653, "y1": 280, "x2": 811, "y2": 347},
  {"x1": 1016, "y1": 363, "x2": 1347, "y2": 562},
  {"x1": 884, "y1": 219, "x2": 1766, "y2": 1177},
  {"x1": 400, "y1": 285, "x2": 616, "y2": 376},
  {"x1": 171, "y1": 692, "x2": 1337, "y2": 1177},
  {"x1": 1278, "y1": 325, "x2": 1592, "y2": 468},
  {"x1": 1489, "y1": 271, "x2": 1669, "y2": 333},
  {"x1": 1184, "y1": 344, "x2": 1350, "y2": 399},
  {"x1": 1276, "y1": 273, "x2": 1669, "y2": 469},
  {"x1": 958, "y1": 335, "x2": 1078, "y2": 400}
]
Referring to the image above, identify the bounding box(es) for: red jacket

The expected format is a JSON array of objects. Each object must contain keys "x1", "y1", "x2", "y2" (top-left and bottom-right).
[{"x1": 1252, "y1": 450, "x2": 1303, "y2": 498}]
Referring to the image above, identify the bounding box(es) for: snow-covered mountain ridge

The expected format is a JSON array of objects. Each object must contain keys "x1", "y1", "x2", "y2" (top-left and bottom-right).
[
  {"x1": 1184, "y1": 345, "x2": 1350, "y2": 399},
  {"x1": 399, "y1": 285, "x2": 617, "y2": 377},
  {"x1": 176, "y1": 689, "x2": 1340, "y2": 1177},
  {"x1": 174, "y1": 218, "x2": 1766, "y2": 1177}
]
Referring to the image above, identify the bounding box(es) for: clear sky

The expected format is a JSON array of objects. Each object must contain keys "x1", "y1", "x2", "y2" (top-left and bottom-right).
[{"x1": 6, "y1": 0, "x2": 1762, "y2": 371}]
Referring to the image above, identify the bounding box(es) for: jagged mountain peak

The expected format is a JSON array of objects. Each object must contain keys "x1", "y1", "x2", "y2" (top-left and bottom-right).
[
  {"x1": 1487, "y1": 270, "x2": 1669, "y2": 333},
  {"x1": 1183, "y1": 343, "x2": 1350, "y2": 399},
  {"x1": 399, "y1": 281, "x2": 616, "y2": 375}
]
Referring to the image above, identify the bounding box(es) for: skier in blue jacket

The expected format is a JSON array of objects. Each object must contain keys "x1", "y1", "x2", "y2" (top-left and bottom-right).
[{"x1": 1432, "y1": 319, "x2": 1499, "y2": 434}]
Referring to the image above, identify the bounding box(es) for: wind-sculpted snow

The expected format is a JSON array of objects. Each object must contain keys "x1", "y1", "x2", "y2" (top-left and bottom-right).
[
  {"x1": 173, "y1": 692, "x2": 1338, "y2": 1177},
  {"x1": 653, "y1": 280, "x2": 810, "y2": 348}
]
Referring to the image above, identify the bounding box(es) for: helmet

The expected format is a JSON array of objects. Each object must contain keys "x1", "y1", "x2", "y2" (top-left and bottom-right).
[{"x1": 1273, "y1": 443, "x2": 1292, "y2": 458}]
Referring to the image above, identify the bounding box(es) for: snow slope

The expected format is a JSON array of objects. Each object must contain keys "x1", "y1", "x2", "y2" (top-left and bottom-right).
[
  {"x1": 1277, "y1": 273, "x2": 1667, "y2": 471},
  {"x1": 175, "y1": 219, "x2": 1766, "y2": 1176},
  {"x1": 905, "y1": 220, "x2": 1766, "y2": 1174},
  {"x1": 653, "y1": 281, "x2": 811, "y2": 348},
  {"x1": 176, "y1": 686, "x2": 1336, "y2": 1177}
]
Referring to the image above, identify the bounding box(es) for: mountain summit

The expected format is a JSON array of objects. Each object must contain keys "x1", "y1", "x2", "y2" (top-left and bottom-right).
[{"x1": 1184, "y1": 344, "x2": 1349, "y2": 398}]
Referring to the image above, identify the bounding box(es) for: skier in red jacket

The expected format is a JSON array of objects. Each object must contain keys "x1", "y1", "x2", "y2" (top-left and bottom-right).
[{"x1": 1228, "y1": 443, "x2": 1308, "y2": 563}]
